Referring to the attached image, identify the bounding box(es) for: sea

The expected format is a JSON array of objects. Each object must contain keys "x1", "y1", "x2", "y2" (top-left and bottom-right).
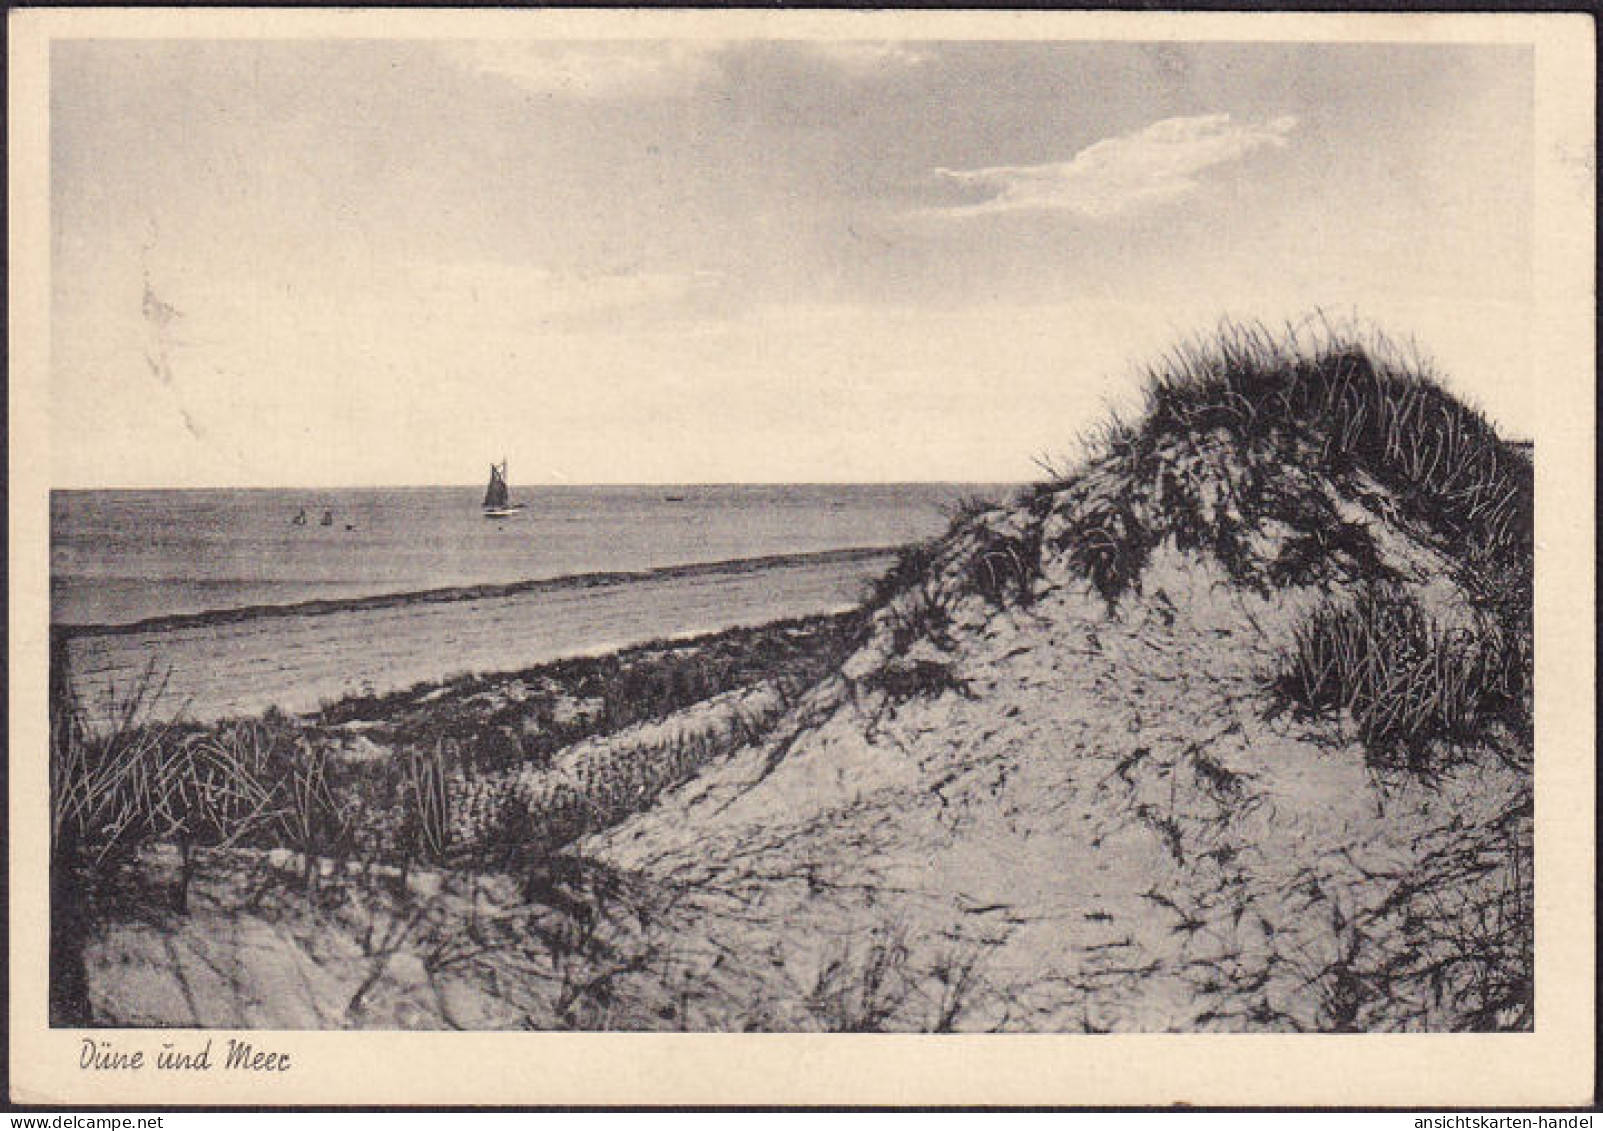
[
  {"x1": 50, "y1": 484, "x2": 1002, "y2": 628},
  {"x1": 52, "y1": 484, "x2": 1007, "y2": 721}
]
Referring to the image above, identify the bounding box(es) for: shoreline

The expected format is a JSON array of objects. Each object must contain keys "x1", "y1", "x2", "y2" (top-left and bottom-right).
[
  {"x1": 56, "y1": 545, "x2": 899, "y2": 640},
  {"x1": 63, "y1": 546, "x2": 899, "y2": 723}
]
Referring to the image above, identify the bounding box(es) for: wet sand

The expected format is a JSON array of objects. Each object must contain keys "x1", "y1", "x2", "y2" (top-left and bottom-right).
[{"x1": 63, "y1": 548, "x2": 894, "y2": 723}]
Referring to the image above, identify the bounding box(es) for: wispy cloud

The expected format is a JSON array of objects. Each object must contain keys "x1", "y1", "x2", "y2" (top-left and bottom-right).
[
  {"x1": 805, "y1": 41, "x2": 933, "y2": 72},
  {"x1": 444, "y1": 41, "x2": 723, "y2": 99},
  {"x1": 446, "y1": 40, "x2": 931, "y2": 100},
  {"x1": 925, "y1": 113, "x2": 1299, "y2": 220}
]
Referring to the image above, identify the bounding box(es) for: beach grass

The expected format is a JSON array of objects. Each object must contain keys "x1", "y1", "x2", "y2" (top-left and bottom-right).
[
  {"x1": 1270, "y1": 585, "x2": 1531, "y2": 775},
  {"x1": 48, "y1": 613, "x2": 856, "y2": 1022},
  {"x1": 49, "y1": 611, "x2": 863, "y2": 914}
]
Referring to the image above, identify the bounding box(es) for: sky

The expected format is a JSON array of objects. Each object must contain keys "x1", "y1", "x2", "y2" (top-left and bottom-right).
[{"x1": 50, "y1": 38, "x2": 1534, "y2": 487}]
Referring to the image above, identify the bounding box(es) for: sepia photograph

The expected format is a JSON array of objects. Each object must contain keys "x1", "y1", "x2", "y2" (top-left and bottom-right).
[{"x1": 9, "y1": 7, "x2": 1594, "y2": 1107}]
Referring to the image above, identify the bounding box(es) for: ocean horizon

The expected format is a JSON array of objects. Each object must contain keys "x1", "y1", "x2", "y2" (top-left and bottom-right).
[{"x1": 53, "y1": 483, "x2": 1006, "y2": 629}]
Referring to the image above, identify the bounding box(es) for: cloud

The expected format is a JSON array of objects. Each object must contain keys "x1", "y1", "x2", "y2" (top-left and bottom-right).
[
  {"x1": 925, "y1": 113, "x2": 1299, "y2": 220},
  {"x1": 444, "y1": 41, "x2": 722, "y2": 99},
  {"x1": 804, "y1": 41, "x2": 933, "y2": 72},
  {"x1": 445, "y1": 39, "x2": 931, "y2": 100}
]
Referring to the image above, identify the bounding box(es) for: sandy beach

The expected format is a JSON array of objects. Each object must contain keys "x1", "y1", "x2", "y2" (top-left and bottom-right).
[{"x1": 62, "y1": 547, "x2": 894, "y2": 723}]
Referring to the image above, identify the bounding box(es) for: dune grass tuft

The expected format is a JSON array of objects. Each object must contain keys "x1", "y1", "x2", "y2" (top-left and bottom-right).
[
  {"x1": 860, "y1": 538, "x2": 945, "y2": 613},
  {"x1": 1271, "y1": 585, "x2": 1530, "y2": 774},
  {"x1": 964, "y1": 516, "x2": 1046, "y2": 609},
  {"x1": 1036, "y1": 317, "x2": 1530, "y2": 604}
]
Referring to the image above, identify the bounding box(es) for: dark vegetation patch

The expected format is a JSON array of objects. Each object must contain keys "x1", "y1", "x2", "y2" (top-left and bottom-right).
[
  {"x1": 310, "y1": 611, "x2": 863, "y2": 772},
  {"x1": 859, "y1": 538, "x2": 963, "y2": 657},
  {"x1": 1035, "y1": 319, "x2": 1530, "y2": 606},
  {"x1": 861, "y1": 494, "x2": 1048, "y2": 640},
  {"x1": 859, "y1": 658, "x2": 972, "y2": 706},
  {"x1": 1058, "y1": 487, "x2": 1155, "y2": 607},
  {"x1": 964, "y1": 516, "x2": 1046, "y2": 609},
  {"x1": 806, "y1": 926, "x2": 917, "y2": 1032},
  {"x1": 881, "y1": 582, "x2": 957, "y2": 657},
  {"x1": 456, "y1": 695, "x2": 785, "y2": 860},
  {"x1": 860, "y1": 539, "x2": 945, "y2": 614},
  {"x1": 1269, "y1": 586, "x2": 1531, "y2": 775}
]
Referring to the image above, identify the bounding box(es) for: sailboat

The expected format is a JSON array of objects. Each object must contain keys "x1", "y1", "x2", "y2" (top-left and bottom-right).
[{"x1": 482, "y1": 459, "x2": 525, "y2": 518}]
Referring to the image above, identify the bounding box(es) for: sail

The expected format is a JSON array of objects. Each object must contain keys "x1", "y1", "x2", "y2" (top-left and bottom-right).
[{"x1": 483, "y1": 461, "x2": 509, "y2": 509}]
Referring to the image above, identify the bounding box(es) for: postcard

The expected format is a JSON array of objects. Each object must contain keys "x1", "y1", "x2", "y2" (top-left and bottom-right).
[{"x1": 8, "y1": 7, "x2": 1594, "y2": 1107}]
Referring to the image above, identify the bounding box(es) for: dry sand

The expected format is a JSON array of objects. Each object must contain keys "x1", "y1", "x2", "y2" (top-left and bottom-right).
[{"x1": 62, "y1": 549, "x2": 891, "y2": 724}]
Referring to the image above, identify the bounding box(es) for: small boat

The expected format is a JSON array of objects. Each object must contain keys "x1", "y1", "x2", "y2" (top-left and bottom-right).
[
  {"x1": 483, "y1": 459, "x2": 525, "y2": 518},
  {"x1": 291, "y1": 508, "x2": 308, "y2": 526},
  {"x1": 663, "y1": 494, "x2": 686, "y2": 503},
  {"x1": 320, "y1": 509, "x2": 333, "y2": 526}
]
